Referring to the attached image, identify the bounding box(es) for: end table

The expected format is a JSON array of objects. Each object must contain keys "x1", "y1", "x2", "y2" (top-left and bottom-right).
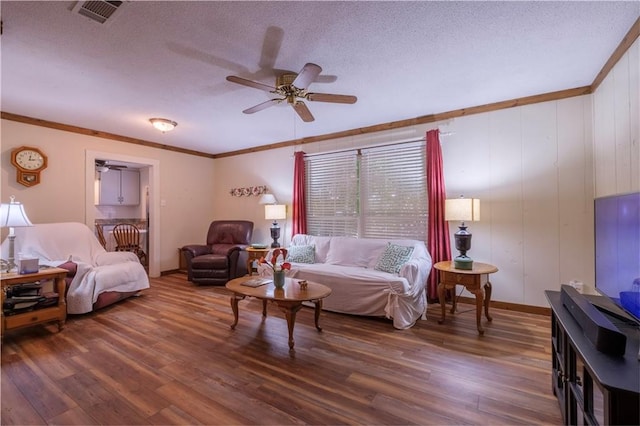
[
  {"x1": 1, "y1": 267, "x2": 68, "y2": 337},
  {"x1": 245, "y1": 247, "x2": 270, "y2": 276},
  {"x1": 434, "y1": 260, "x2": 498, "y2": 335}
]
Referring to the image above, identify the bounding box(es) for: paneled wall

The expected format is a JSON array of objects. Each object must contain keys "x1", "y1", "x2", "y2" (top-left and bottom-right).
[
  {"x1": 214, "y1": 39, "x2": 638, "y2": 308},
  {"x1": 593, "y1": 38, "x2": 640, "y2": 197},
  {"x1": 442, "y1": 96, "x2": 593, "y2": 307},
  {"x1": 215, "y1": 96, "x2": 594, "y2": 307}
]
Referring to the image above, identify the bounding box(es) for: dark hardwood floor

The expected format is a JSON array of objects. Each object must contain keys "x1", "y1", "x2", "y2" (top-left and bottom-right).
[{"x1": 1, "y1": 273, "x2": 562, "y2": 425}]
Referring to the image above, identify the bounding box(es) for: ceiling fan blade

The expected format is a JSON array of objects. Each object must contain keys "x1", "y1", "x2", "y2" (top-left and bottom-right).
[
  {"x1": 307, "y1": 92, "x2": 357, "y2": 104},
  {"x1": 243, "y1": 99, "x2": 283, "y2": 114},
  {"x1": 258, "y1": 26, "x2": 284, "y2": 70},
  {"x1": 315, "y1": 75, "x2": 338, "y2": 84},
  {"x1": 292, "y1": 63, "x2": 322, "y2": 90},
  {"x1": 226, "y1": 75, "x2": 275, "y2": 92},
  {"x1": 292, "y1": 101, "x2": 314, "y2": 122}
]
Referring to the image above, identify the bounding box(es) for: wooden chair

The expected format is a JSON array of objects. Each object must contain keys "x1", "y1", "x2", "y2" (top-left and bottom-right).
[
  {"x1": 112, "y1": 223, "x2": 147, "y2": 266},
  {"x1": 95, "y1": 225, "x2": 107, "y2": 249}
]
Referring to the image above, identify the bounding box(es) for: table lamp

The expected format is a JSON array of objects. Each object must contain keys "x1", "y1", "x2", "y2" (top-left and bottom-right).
[
  {"x1": 445, "y1": 196, "x2": 480, "y2": 270},
  {"x1": 258, "y1": 193, "x2": 277, "y2": 205},
  {"x1": 265, "y1": 204, "x2": 286, "y2": 248},
  {"x1": 1, "y1": 196, "x2": 33, "y2": 272}
]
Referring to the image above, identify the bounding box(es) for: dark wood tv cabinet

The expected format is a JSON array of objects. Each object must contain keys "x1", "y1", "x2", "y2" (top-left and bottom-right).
[{"x1": 545, "y1": 291, "x2": 639, "y2": 425}]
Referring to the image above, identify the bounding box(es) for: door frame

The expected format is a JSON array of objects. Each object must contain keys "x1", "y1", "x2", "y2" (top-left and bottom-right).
[{"x1": 85, "y1": 150, "x2": 161, "y2": 277}]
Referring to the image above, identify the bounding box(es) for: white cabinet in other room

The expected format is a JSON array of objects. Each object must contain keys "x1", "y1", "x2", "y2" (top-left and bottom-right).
[{"x1": 98, "y1": 169, "x2": 140, "y2": 205}]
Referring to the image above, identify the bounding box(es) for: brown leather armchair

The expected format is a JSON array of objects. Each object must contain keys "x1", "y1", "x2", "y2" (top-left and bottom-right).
[{"x1": 181, "y1": 220, "x2": 253, "y2": 285}]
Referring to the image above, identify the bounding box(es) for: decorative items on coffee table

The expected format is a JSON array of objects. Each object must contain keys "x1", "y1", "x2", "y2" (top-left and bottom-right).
[
  {"x1": 225, "y1": 275, "x2": 332, "y2": 350},
  {"x1": 259, "y1": 248, "x2": 290, "y2": 288}
]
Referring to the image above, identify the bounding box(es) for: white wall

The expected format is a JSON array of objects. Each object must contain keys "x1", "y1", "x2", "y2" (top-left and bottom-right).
[
  {"x1": 213, "y1": 147, "x2": 295, "y2": 246},
  {"x1": 442, "y1": 96, "x2": 594, "y2": 306},
  {"x1": 211, "y1": 39, "x2": 638, "y2": 308},
  {"x1": 593, "y1": 38, "x2": 640, "y2": 197},
  {"x1": 213, "y1": 97, "x2": 594, "y2": 307},
  {"x1": 1, "y1": 37, "x2": 636, "y2": 303},
  {"x1": 0, "y1": 120, "x2": 218, "y2": 275}
]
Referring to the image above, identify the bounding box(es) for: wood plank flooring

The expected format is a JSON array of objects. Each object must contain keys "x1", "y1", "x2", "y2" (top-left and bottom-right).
[{"x1": 1, "y1": 273, "x2": 562, "y2": 425}]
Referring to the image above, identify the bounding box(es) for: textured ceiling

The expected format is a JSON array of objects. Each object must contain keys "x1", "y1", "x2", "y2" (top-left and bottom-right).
[{"x1": 1, "y1": 1, "x2": 638, "y2": 155}]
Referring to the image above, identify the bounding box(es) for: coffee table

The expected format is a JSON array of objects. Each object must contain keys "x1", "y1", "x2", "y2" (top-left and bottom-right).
[{"x1": 225, "y1": 275, "x2": 332, "y2": 350}]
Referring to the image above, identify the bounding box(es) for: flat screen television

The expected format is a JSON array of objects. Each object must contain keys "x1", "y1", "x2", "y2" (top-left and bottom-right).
[{"x1": 594, "y1": 191, "x2": 640, "y2": 325}]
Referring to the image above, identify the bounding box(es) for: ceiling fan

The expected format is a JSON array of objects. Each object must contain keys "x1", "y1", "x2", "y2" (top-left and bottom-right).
[
  {"x1": 95, "y1": 160, "x2": 127, "y2": 173},
  {"x1": 226, "y1": 63, "x2": 357, "y2": 122}
]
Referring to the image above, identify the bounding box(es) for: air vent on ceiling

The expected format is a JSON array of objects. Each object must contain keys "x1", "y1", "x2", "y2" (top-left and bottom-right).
[{"x1": 72, "y1": 1, "x2": 125, "y2": 25}]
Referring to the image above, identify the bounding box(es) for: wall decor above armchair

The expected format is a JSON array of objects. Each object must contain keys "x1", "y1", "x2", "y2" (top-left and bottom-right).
[{"x1": 230, "y1": 185, "x2": 267, "y2": 197}]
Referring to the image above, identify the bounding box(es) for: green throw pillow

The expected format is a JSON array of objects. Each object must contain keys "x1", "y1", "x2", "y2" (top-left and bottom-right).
[
  {"x1": 287, "y1": 245, "x2": 315, "y2": 264},
  {"x1": 374, "y1": 243, "x2": 414, "y2": 274}
]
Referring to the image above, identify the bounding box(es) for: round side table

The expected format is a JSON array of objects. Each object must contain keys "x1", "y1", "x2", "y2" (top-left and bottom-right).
[{"x1": 434, "y1": 260, "x2": 498, "y2": 335}]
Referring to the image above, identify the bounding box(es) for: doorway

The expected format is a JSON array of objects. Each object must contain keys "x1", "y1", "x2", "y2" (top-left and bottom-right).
[{"x1": 85, "y1": 150, "x2": 161, "y2": 277}]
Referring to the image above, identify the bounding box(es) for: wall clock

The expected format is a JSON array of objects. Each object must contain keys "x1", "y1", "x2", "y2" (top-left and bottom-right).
[{"x1": 11, "y1": 146, "x2": 48, "y2": 187}]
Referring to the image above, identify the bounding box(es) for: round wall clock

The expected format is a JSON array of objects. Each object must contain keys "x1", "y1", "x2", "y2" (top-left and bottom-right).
[{"x1": 11, "y1": 146, "x2": 48, "y2": 187}]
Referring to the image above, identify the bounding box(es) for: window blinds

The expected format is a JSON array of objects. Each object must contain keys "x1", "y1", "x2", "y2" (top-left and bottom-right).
[
  {"x1": 305, "y1": 141, "x2": 427, "y2": 241},
  {"x1": 305, "y1": 151, "x2": 359, "y2": 237},
  {"x1": 360, "y1": 143, "x2": 427, "y2": 240}
]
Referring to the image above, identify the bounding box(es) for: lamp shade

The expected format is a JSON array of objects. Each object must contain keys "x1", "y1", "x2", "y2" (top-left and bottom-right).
[
  {"x1": 265, "y1": 204, "x2": 286, "y2": 221},
  {"x1": 445, "y1": 198, "x2": 480, "y2": 222},
  {"x1": 258, "y1": 193, "x2": 277, "y2": 205},
  {"x1": 0, "y1": 198, "x2": 33, "y2": 228}
]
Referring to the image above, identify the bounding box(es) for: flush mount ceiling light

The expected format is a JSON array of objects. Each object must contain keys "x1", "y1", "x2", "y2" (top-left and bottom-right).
[{"x1": 149, "y1": 118, "x2": 177, "y2": 133}]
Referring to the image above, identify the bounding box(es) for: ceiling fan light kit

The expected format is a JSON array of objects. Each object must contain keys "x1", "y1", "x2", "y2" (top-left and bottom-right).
[
  {"x1": 95, "y1": 160, "x2": 128, "y2": 173},
  {"x1": 149, "y1": 118, "x2": 177, "y2": 132},
  {"x1": 227, "y1": 62, "x2": 357, "y2": 123}
]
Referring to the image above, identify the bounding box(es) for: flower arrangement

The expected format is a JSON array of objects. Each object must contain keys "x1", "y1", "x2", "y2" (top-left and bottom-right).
[{"x1": 259, "y1": 248, "x2": 291, "y2": 272}]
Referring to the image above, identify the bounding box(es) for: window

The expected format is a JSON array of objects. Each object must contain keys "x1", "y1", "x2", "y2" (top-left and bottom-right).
[
  {"x1": 305, "y1": 141, "x2": 427, "y2": 240},
  {"x1": 305, "y1": 151, "x2": 359, "y2": 237}
]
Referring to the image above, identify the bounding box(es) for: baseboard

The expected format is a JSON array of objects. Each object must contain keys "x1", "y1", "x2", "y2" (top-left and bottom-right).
[
  {"x1": 456, "y1": 296, "x2": 551, "y2": 316},
  {"x1": 160, "y1": 268, "x2": 186, "y2": 276}
]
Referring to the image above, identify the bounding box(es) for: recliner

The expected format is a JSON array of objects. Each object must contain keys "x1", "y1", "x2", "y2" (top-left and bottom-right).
[{"x1": 181, "y1": 220, "x2": 253, "y2": 285}]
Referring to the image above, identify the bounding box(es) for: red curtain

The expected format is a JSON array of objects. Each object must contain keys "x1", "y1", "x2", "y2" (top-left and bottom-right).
[
  {"x1": 426, "y1": 129, "x2": 451, "y2": 300},
  {"x1": 292, "y1": 151, "x2": 307, "y2": 236}
]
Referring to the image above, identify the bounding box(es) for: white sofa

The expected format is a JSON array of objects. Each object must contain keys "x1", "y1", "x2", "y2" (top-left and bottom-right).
[
  {"x1": 1, "y1": 222, "x2": 149, "y2": 314},
  {"x1": 259, "y1": 234, "x2": 432, "y2": 329}
]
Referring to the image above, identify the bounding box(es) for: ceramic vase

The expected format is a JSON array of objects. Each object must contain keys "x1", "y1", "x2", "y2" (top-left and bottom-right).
[{"x1": 273, "y1": 270, "x2": 285, "y2": 289}]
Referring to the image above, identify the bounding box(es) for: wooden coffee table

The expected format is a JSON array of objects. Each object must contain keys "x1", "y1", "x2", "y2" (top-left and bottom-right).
[{"x1": 225, "y1": 275, "x2": 332, "y2": 350}]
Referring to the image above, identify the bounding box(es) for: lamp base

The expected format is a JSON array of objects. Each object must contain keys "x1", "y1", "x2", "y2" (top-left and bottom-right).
[
  {"x1": 5, "y1": 234, "x2": 17, "y2": 273},
  {"x1": 270, "y1": 225, "x2": 281, "y2": 248},
  {"x1": 454, "y1": 255, "x2": 473, "y2": 270}
]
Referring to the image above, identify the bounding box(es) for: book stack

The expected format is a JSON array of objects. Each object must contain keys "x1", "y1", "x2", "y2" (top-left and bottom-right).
[
  {"x1": 3, "y1": 282, "x2": 59, "y2": 315},
  {"x1": 241, "y1": 277, "x2": 272, "y2": 288}
]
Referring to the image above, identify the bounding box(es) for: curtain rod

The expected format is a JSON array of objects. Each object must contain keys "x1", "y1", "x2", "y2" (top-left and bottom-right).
[{"x1": 301, "y1": 131, "x2": 453, "y2": 158}]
